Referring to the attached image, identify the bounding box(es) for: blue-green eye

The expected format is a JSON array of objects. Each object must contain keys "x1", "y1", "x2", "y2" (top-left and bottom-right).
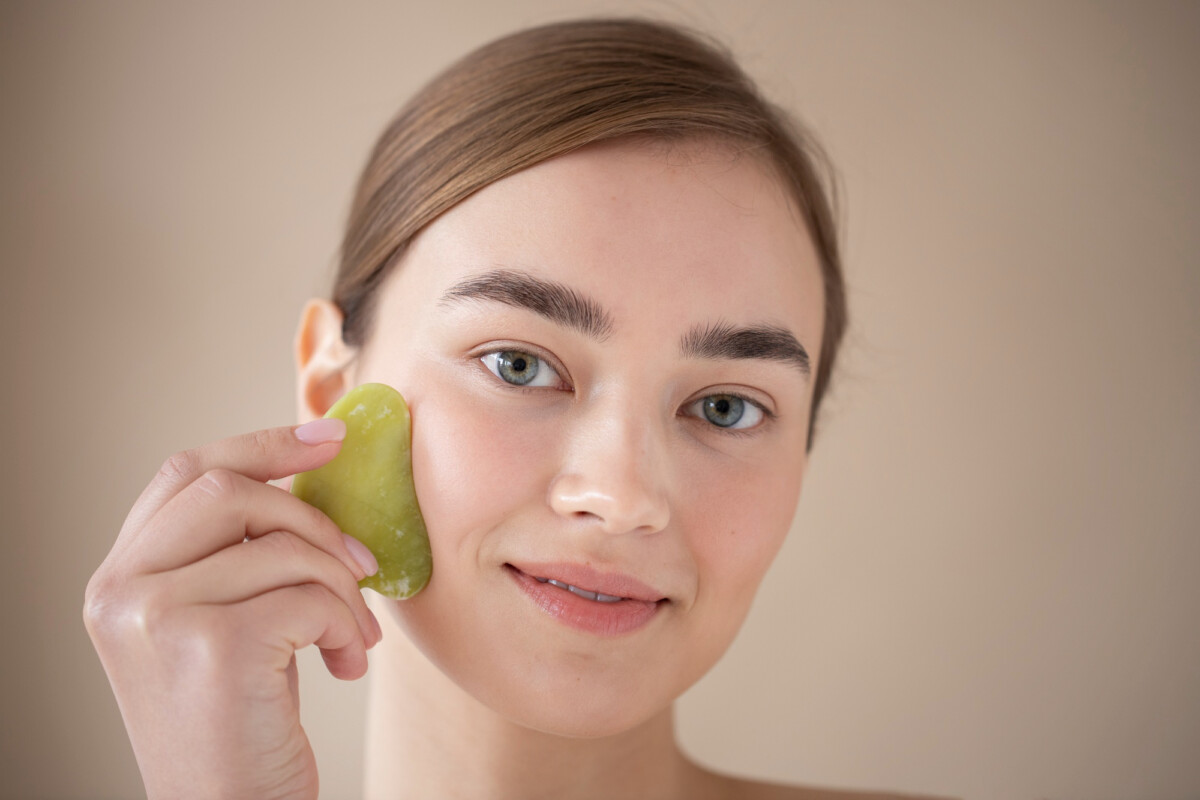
[
  {"x1": 691, "y1": 394, "x2": 765, "y2": 430},
  {"x1": 481, "y1": 350, "x2": 561, "y2": 387}
]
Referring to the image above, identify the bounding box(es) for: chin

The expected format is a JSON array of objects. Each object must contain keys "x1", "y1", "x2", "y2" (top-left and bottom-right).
[
  {"x1": 489, "y1": 677, "x2": 671, "y2": 739},
  {"x1": 381, "y1": 593, "x2": 685, "y2": 739},
  {"x1": 458, "y1": 636, "x2": 680, "y2": 738},
  {"x1": 377, "y1": 563, "x2": 747, "y2": 743}
]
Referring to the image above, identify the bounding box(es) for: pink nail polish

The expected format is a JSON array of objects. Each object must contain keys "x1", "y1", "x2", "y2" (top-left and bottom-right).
[
  {"x1": 342, "y1": 533, "x2": 380, "y2": 577},
  {"x1": 294, "y1": 418, "x2": 346, "y2": 445}
]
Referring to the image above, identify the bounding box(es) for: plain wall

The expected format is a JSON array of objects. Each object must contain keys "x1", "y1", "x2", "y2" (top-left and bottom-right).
[{"x1": 2, "y1": 2, "x2": 1197, "y2": 798}]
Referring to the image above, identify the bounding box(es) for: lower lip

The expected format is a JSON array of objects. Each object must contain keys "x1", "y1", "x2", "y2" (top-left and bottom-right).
[{"x1": 506, "y1": 565, "x2": 663, "y2": 637}]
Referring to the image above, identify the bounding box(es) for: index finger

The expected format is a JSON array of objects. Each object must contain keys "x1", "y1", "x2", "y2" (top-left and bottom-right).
[{"x1": 114, "y1": 420, "x2": 346, "y2": 552}]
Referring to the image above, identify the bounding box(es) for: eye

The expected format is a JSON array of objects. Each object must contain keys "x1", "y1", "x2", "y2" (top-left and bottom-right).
[
  {"x1": 480, "y1": 350, "x2": 562, "y2": 388},
  {"x1": 688, "y1": 393, "x2": 766, "y2": 430}
]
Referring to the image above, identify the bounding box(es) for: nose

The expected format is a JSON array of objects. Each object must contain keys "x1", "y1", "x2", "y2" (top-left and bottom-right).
[{"x1": 548, "y1": 402, "x2": 671, "y2": 536}]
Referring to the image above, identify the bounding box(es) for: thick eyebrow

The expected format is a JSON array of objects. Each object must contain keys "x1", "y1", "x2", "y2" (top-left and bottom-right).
[
  {"x1": 680, "y1": 321, "x2": 812, "y2": 379},
  {"x1": 439, "y1": 269, "x2": 614, "y2": 340}
]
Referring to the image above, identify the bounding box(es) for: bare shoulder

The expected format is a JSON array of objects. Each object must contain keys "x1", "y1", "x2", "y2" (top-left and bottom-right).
[{"x1": 698, "y1": 769, "x2": 954, "y2": 800}]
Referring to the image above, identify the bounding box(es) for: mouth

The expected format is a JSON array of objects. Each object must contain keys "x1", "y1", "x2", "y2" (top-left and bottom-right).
[
  {"x1": 504, "y1": 563, "x2": 668, "y2": 636},
  {"x1": 504, "y1": 562, "x2": 667, "y2": 603},
  {"x1": 532, "y1": 576, "x2": 626, "y2": 603}
]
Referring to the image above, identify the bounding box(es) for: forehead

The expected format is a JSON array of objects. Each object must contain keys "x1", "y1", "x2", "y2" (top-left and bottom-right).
[{"x1": 385, "y1": 138, "x2": 824, "y2": 350}]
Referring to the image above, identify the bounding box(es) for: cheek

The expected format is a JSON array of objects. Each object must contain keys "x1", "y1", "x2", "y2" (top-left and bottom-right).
[
  {"x1": 683, "y1": 453, "x2": 804, "y2": 619},
  {"x1": 407, "y1": 386, "x2": 562, "y2": 561}
]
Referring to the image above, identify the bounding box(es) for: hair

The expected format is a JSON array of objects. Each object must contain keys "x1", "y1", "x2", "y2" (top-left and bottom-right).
[{"x1": 333, "y1": 17, "x2": 846, "y2": 450}]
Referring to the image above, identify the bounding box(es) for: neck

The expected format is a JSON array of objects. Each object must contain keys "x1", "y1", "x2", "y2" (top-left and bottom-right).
[{"x1": 362, "y1": 609, "x2": 703, "y2": 800}]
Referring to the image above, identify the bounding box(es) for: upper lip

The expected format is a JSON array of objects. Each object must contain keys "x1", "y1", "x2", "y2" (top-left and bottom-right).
[{"x1": 507, "y1": 562, "x2": 668, "y2": 604}]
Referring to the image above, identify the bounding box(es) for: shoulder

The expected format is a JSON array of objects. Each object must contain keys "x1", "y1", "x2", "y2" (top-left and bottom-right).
[{"x1": 698, "y1": 769, "x2": 955, "y2": 800}]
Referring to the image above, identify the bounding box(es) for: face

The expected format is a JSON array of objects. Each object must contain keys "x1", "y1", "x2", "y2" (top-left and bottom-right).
[{"x1": 348, "y1": 138, "x2": 824, "y2": 737}]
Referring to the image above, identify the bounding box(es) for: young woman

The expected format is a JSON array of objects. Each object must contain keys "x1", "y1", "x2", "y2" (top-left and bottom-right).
[{"x1": 83, "y1": 17, "x2": 896, "y2": 799}]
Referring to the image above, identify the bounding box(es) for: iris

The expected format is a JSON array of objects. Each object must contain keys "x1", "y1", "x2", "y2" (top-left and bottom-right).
[
  {"x1": 702, "y1": 395, "x2": 745, "y2": 427},
  {"x1": 483, "y1": 350, "x2": 546, "y2": 386}
]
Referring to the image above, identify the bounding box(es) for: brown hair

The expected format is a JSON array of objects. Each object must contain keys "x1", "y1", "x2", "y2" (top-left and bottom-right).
[{"x1": 334, "y1": 17, "x2": 846, "y2": 449}]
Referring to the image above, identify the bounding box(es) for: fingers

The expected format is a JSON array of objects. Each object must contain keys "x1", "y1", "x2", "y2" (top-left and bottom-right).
[
  {"x1": 233, "y1": 584, "x2": 373, "y2": 681},
  {"x1": 171, "y1": 531, "x2": 381, "y2": 650},
  {"x1": 148, "y1": 584, "x2": 374, "y2": 684},
  {"x1": 129, "y1": 467, "x2": 368, "y2": 578},
  {"x1": 116, "y1": 421, "x2": 346, "y2": 555}
]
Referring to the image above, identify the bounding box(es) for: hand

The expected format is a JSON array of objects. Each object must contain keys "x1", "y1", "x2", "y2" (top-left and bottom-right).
[{"x1": 83, "y1": 420, "x2": 382, "y2": 800}]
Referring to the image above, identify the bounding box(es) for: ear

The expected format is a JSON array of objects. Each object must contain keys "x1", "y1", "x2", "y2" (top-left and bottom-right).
[{"x1": 294, "y1": 298, "x2": 357, "y2": 422}]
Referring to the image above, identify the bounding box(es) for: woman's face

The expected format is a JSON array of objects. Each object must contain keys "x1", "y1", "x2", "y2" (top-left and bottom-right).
[{"x1": 349, "y1": 138, "x2": 824, "y2": 736}]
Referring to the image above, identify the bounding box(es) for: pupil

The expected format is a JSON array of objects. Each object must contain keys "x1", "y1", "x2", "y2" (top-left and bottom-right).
[
  {"x1": 704, "y1": 394, "x2": 744, "y2": 427},
  {"x1": 498, "y1": 351, "x2": 539, "y2": 385}
]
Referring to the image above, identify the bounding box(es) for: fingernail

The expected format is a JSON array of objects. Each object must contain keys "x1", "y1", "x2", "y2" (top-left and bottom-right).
[
  {"x1": 295, "y1": 418, "x2": 346, "y2": 445},
  {"x1": 342, "y1": 533, "x2": 379, "y2": 577}
]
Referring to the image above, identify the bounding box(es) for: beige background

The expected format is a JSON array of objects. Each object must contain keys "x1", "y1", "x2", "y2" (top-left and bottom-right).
[{"x1": 2, "y1": 1, "x2": 1197, "y2": 798}]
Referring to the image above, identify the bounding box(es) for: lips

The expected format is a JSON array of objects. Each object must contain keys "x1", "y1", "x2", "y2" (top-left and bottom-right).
[
  {"x1": 505, "y1": 563, "x2": 667, "y2": 636},
  {"x1": 506, "y1": 562, "x2": 666, "y2": 603}
]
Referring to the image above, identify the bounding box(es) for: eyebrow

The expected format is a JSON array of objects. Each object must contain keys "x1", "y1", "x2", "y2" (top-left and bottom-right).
[
  {"x1": 439, "y1": 269, "x2": 615, "y2": 340},
  {"x1": 440, "y1": 268, "x2": 810, "y2": 379},
  {"x1": 680, "y1": 321, "x2": 812, "y2": 379}
]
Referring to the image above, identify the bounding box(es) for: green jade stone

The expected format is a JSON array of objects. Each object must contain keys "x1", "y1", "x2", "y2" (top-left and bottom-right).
[{"x1": 292, "y1": 383, "x2": 431, "y2": 599}]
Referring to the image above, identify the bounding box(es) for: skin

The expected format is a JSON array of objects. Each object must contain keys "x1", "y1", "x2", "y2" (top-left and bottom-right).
[
  {"x1": 314, "y1": 138, "x2": 831, "y2": 798},
  {"x1": 85, "y1": 138, "x2": 932, "y2": 799}
]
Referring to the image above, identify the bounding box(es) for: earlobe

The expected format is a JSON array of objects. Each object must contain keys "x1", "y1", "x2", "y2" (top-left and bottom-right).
[{"x1": 294, "y1": 298, "x2": 357, "y2": 421}]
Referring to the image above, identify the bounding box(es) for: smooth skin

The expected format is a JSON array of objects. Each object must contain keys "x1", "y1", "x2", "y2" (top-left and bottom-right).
[
  {"x1": 343, "y1": 139, "x2": 819, "y2": 799},
  {"x1": 86, "y1": 139, "x2": 926, "y2": 799}
]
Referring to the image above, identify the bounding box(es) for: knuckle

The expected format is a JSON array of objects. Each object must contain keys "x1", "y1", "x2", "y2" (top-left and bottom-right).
[
  {"x1": 156, "y1": 449, "x2": 201, "y2": 488},
  {"x1": 126, "y1": 591, "x2": 171, "y2": 643},
  {"x1": 83, "y1": 575, "x2": 171, "y2": 647},
  {"x1": 246, "y1": 427, "x2": 277, "y2": 463},
  {"x1": 146, "y1": 601, "x2": 234, "y2": 667},
  {"x1": 82, "y1": 569, "x2": 120, "y2": 638},
  {"x1": 256, "y1": 529, "x2": 304, "y2": 562},
  {"x1": 195, "y1": 468, "x2": 240, "y2": 501},
  {"x1": 82, "y1": 577, "x2": 243, "y2": 683},
  {"x1": 173, "y1": 608, "x2": 237, "y2": 668},
  {"x1": 296, "y1": 580, "x2": 337, "y2": 608},
  {"x1": 125, "y1": 604, "x2": 237, "y2": 680}
]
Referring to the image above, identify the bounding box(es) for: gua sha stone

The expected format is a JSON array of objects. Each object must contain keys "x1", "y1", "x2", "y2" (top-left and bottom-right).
[{"x1": 292, "y1": 382, "x2": 432, "y2": 599}]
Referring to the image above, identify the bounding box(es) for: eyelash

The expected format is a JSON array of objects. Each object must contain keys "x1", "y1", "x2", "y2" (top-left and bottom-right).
[{"x1": 475, "y1": 345, "x2": 774, "y2": 435}]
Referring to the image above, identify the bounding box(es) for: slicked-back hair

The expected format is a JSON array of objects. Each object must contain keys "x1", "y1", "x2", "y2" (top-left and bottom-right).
[{"x1": 334, "y1": 17, "x2": 846, "y2": 450}]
